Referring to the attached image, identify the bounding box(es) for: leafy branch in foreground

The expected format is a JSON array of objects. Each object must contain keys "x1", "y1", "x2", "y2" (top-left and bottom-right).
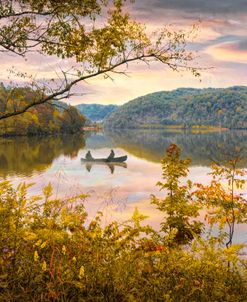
[{"x1": 0, "y1": 0, "x2": 201, "y2": 120}]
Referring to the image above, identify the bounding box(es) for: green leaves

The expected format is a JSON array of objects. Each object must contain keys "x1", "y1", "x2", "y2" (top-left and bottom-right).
[
  {"x1": 104, "y1": 87, "x2": 247, "y2": 130},
  {"x1": 152, "y1": 144, "x2": 202, "y2": 246}
]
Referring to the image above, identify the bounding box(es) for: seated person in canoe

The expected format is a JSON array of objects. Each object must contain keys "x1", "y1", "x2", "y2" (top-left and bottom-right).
[
  {"x1": 106, "y1": 149, "x2": 115, "y2": 162},
  {"x1": 85, "y1": 150, "x2": 93, "y2": 160}
]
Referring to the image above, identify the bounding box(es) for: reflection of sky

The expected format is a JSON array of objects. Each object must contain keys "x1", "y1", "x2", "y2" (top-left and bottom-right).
[
  {"x1": 0, "y1": 1, "x2": 246, "y2": 105},
  {"x1": 4, "y1": 132, "x2": 247, "y2": 244}
]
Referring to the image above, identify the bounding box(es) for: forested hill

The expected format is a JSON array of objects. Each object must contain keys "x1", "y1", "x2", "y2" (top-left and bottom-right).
[
  {"x1": 104, "y1": 86, "x2": 247, "y2": 129},
  {"x1": 0, "y1": 85, "x2": 86, "y2": 136},
  {"x1": 76, "y1": 104, "x2": 118, "y2": 122}
]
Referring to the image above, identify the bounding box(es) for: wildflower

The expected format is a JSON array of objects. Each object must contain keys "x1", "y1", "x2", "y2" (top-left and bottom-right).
[
  {"x1": 35, "y1": 239, "x2": 42, "y2": 247},
  {"x1": 155, "y1": 245, "x2": 166, "y2": 253},
  {"x1": 40, "y1": 241, "x2": 47, "y2": 249},
  {"x1": 72, "y1": 256, "x2": 76, "y2": 262},
  {"x1": 79, "y1": 266, "x2": 85, "y2": 279},
  {"x1": 34, "y1": 251, "x2": 39, "y2": 262},
  {"x1": 62, "y1": 245, "x2": 66, "y2": 255},
  {"x1": 42, "y1": 261, "x2": 47, "y2": 272}
]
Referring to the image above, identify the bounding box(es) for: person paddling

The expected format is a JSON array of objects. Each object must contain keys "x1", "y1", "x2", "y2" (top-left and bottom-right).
[
  {"x1": 85, "y1": 150, "x2": 93, "y2": 160},
  {"x1": 107, "y1": 149, "x2": 115, "y2": 162}
]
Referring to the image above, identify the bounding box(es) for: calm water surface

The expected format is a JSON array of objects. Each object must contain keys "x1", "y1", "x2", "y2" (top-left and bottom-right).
[{"x1": 1, "y1": 129, "x2": 247, "y2": 242}]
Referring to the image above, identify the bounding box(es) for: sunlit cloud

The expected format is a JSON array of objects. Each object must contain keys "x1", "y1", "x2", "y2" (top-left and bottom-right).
[
  {"x1": 66, "y1": 1, "x2": 247, "y2": 104},
  {"x1": 205, "y1": 41, "x2": 247, "y2": 64}
]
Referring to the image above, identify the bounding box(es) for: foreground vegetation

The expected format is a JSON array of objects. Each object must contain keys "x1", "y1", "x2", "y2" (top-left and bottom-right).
[
  {"x1": 0, "y1": 145, "x2": 247, "y2": 301},
  {"x1": 105, "y1": 86, "x2": 247, "y2": 129}
]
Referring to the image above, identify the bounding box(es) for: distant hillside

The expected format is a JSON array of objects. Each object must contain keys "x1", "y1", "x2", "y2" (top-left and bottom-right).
[
  {"x1": 104, "y1": 87, "x2": 247, "y2": 129},
  {"x1": 76, "y1": 104, "x2": 118, "y2": 122}
]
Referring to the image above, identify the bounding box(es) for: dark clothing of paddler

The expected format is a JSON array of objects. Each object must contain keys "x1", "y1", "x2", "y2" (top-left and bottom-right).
[
  {"x1": 86, "y1": 151, "x2": 93, "y2": 160},
  {"x1": 107, "y1": 150, "x2": 115, "y2": 161}
]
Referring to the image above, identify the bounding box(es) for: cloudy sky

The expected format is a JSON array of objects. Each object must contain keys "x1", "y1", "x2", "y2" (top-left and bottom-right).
[{"x1": 1, "y1": 0, "x2": 247, "y2": 105}]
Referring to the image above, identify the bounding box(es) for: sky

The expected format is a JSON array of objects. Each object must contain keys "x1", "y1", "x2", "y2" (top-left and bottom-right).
[{"x1": 1, "y1": 0, "x2": 247, "y2": 105}]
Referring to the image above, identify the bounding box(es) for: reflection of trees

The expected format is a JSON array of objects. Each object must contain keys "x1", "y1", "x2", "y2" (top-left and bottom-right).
[
  {"x1": 105, "y1": 129, "x2": 247, "y2": 167},
  {"x1": 3, "y1": 130, "x2": 246, "y2": 178},
  {"x1": 0, "y1": 135, "x2": 85, "y2": 177}
]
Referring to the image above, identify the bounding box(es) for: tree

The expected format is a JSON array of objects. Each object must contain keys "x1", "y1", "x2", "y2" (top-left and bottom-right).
[
  {"x1": 0, "y1": 0, "x2": 200, "y2": 120},
  {"x1": 151, "y1": 144, "x2": 203, "y2": 245},
  {"x1": 195, "y1": 158, "x2": 247, "y2": 248},
  {"x1": 0, "y1": 85, "x2": 86, "y2": 135}
]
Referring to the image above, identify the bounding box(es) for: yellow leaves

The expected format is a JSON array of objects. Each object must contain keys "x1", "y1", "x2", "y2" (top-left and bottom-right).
[
  {"x1": 34, "y1": 251, "x2": 39, "y2": 262},
  {"x1": 24, "y1": 231, "x2": 37, "y2": 241},
  {"x1": 29, "y1": 195, "x2": 42, "y2": 204},
  {"x1": 43, "y1": 183, "x2": 53, "y2": 200},
  {"x1": 90, "y1": 233, "x2": 97, "y2": 240},
  {"x1": 0, "y1": 180, "x2": 11, "y2": 195},
  {"x1": 219, "y1": 216, "x2": 227, "y2": 228},
  {"x1": 42, "y1": 261, "x2": 47, "y2": 272},
  {"x1": 38, "y1": 229, "x2": 68, "y2": 243},
  {"x1": 224, "y1": 244, "x2": 244, "y2": 263},
  {"x1": 72, "y1": 281, "x2": 84, "y2": 289},
  {"x1": 53, "y1": 109, "x2": 61, "y2": 119},
  {"x1": 132, "y1": 208, "x2": 148, "y2": 224},
  {"x1": 79, "y1": 266, "x2": 85, "y2": 279},
  {"x1": 62, "y1": 245, "x2": 66, "y2": 255},
  {"x1": 61, "y1": 207, "x2": 74, "y2": 227},
  {"x1": 40, "y1": 241, "x2": 46, "y2": 249},
  {"x1": 46, "y1": 220, "x2": 56, "y2": 229},
  {"x1": 35, "y1": 239, "x2": 42, "y2": 247}
]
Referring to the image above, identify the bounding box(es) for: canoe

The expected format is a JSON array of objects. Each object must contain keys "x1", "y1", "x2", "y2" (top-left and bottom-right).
[{"x1": 81, "y1": 155, "x2": 127, "y2": 163}]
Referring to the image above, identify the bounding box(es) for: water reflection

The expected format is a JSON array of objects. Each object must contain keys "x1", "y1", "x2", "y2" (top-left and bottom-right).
[
  {"x1": 105, "y1": 129, "x2": 247, "y2": 167},
  {"x1": 83, "y1": 162, "x2": 127, "y2": 174},
  {"x1": 0, "y1": 135, "x2": 85, "y2": 177},
  {"x1": 0, "y1": 130, "x2": 247, "y2": 178}
]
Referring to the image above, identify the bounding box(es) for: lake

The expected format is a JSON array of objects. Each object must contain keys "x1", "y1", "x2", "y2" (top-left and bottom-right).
[{"x1": 1, "y1": 129, "x2": 247, "y2": 243}]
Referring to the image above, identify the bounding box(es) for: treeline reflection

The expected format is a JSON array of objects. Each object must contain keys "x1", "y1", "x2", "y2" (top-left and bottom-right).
[
  {"x1": 105, "y1": 129, "x2": 247, "y2": 167},
  {"x1": 1, "y1": 130, "x2": 246, "y2": 178},
  {"x1": 0, "y1": 135, "x2": 85, "y2": 177}
]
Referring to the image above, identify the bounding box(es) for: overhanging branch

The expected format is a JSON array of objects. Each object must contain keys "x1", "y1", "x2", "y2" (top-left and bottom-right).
[{"x1": 0, "y1": 53, "x2": 163, "y2": 120}]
